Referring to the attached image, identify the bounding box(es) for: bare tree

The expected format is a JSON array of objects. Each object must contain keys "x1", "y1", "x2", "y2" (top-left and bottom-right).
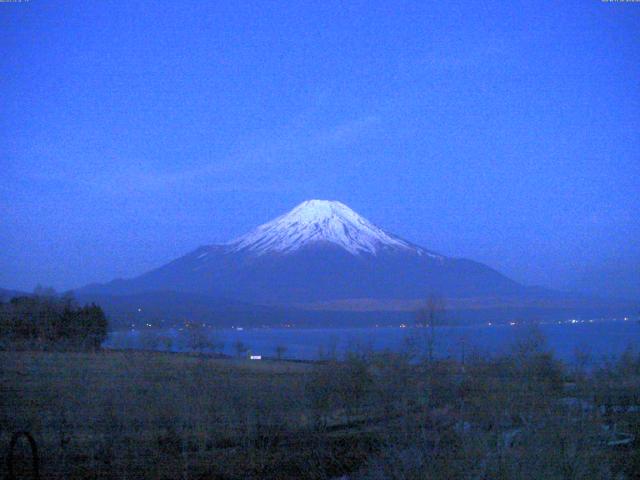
[
  {"x1": 275, "y1": 344, "x2": 287, "y2": 360},
  {"x1": 415, "y1": 295, "x2": 446, "y2": 364},
  {"x1": 234, "y1": 340, "x2": 248, "y2": 358},
  {"x1": 187, "y1": 324, "x2": 213, "y2": 354}
]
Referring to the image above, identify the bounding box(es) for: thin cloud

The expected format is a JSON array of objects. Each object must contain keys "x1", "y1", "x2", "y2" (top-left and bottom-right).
[
  {"x1": 67, "y1": 114, "x2": 384, "y2": 195},
  {"x1": 312, "y1": 115, "x2": 382, "y2": 145}
]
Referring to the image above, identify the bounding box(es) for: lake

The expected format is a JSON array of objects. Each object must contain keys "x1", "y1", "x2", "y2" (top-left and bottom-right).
[{"x1": 105, "y1": 318, "x2": 640, "y2": 365}]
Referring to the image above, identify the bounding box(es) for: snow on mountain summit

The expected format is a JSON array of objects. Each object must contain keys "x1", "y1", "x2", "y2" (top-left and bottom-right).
[{"x1": 226, "y1": 199, "x2": 434, "y2": 257}]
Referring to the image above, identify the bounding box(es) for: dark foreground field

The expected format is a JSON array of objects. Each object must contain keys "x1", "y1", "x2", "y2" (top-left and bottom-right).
[{"x1": 1, "y1": 343, "x2": 639, "y2": 479}]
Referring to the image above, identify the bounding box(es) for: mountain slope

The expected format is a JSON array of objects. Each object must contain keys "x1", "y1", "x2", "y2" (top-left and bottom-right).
[{"x1": 79, "y1": 200, "x2": 527, "y2": 303}]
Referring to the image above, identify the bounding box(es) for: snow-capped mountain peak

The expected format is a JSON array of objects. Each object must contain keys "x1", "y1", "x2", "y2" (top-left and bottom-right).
[{"x1": 226, "y1": 199, "x2": 433, "y2": 256}]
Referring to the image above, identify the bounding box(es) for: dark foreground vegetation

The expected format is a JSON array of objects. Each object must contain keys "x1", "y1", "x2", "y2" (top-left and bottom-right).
[
  {"x1": 1, "y1": 328, "x2": 639, "y2": 479},
  {"x1": 0, "y1": 292, "x2": 108, "y2": 351}
]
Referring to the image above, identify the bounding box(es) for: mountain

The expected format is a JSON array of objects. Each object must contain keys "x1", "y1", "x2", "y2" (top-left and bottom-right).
[{"x1": 79, "y1": 200, "x2": 532, "y2": 304}]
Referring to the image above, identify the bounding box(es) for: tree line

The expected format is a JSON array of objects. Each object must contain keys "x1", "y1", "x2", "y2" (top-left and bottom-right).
[{"x1": 0, "y1": 288, "x2": 108, "y2": 350}]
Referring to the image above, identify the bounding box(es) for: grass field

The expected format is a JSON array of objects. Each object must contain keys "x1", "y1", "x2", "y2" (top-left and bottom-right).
[
  {"x1": 1, "y1": 346, "x2": 639, "y2": 479},
  {"x1": 1, "y1": 350, "x2": 369, "y2": 479}
]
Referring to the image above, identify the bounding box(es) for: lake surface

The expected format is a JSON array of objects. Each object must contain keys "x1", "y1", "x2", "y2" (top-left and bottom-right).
[{"x1": 105, "y1": 318, "x2": 639, "y2": 365}]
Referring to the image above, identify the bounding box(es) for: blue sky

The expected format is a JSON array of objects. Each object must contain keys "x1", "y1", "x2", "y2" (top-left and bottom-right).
[{"x1": 1, "y1": 0, "x2": 639, "y2": 298}]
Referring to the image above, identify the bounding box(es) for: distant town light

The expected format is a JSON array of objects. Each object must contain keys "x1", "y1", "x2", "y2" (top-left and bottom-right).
[{"x1": 250, "y1": 355, "x2": 262, "y2": 360}]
